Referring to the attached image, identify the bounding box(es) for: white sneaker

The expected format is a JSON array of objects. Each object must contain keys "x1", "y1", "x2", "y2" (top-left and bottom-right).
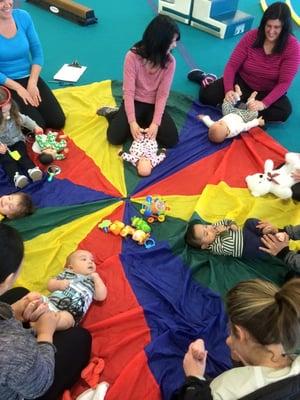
[
  {"x1": 28, "y1": 167, "x2": 43, "y2": 181},
  {"x1": 14, "y1": 172, "x2": 29, "y2": 189}
]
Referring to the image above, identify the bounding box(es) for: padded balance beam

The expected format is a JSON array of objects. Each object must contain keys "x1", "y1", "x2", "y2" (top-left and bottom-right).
[{"x1": 26, "y1": 0, "x2": 98, "y2": 26}]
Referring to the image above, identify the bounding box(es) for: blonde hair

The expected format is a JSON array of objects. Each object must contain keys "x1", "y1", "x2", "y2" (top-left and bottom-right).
[{"x1": 227, "y1": 279, "x2": 300, "y2": 353}]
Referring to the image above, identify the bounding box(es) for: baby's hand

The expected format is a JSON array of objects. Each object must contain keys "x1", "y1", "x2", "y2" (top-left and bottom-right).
[
  {"x1": 229, "y1": 223, "x2": 238, "y2": 231},
  {"x1": 90, "y1": 272, "x2": 100, "y2": 280},
  {"x1": 258, "y1": 116, "x2": 265, "y2": 127},
  {"x1": 0, "y1": 143, "x2": 7, "y2": 154},
  {"x1": 34, "y1": 126, "x2": 44, "y2": 135},
  {"x1": 58, "y1": 279, "x2": 70, "y2": 290},
  {"x1": 214, "y1": 225, "x2": 228, "y2": 234},
  {"x1": 197, "y1": 114, "x2": 205, "y2": 121}
]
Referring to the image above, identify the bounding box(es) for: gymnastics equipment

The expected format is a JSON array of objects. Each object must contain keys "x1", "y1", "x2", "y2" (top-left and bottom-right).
[
  {"x1": 158, "y1": 0, "x2": 254, "y2": 39},
  {"x1": 25, "y1": 0, "x2": 98, "y2": 26},
  {"x1": 158, "y1": 0, "x2": 194, "y2": 24},
  {"x1": 260, "y1": 0, "x2": 300, "y2": 26}
]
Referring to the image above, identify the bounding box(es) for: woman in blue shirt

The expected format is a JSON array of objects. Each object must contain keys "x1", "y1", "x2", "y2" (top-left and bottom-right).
[{"x1": 0, "y1": 4, "x2": 65, "y2": 129}]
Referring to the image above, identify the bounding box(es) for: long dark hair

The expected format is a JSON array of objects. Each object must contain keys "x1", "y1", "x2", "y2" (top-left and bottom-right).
[
  {"x1": 0, "y1": 224, "x2": 24, "y2": 283},
  {"x1": 0, "y1": 87, "x2": 21, "y2": 129},
  {"x1": 132, "y1": 14, "x2": 180, "y2": 68},
  {"x1": 253, "y1": 2, "x2": 292, "y2": 54}
]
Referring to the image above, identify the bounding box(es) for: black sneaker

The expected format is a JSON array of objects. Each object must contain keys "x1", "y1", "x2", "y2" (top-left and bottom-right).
[{"x1": 96, "y1": 106, "x2": 119, "y2": 117}]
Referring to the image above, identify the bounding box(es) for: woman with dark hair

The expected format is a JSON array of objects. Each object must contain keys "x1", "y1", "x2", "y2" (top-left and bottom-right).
[
  {"x1": 98, "y1": 14, "x2": 180, "y2": 148},
  {"x1": 172, "y1": 279, "x2": 300, "y2": 400},
  {"x1": 0, "y1": 1, "x2": 65, "y2": 129},
  {"x1": 189, "y1": 2, "x2": 300, "y2": 123},
  {"x1": 0, "y1": 223, "x2": 92, "y2": 400}
]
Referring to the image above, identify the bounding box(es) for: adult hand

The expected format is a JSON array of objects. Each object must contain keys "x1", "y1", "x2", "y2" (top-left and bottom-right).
[
  {"x1": 291, "y1": 169, "x2": 300, "y2": 181},
  {"x1": 27, "y1": 80, "x2": 41, "y2": 107},
  {"x1": 259, "y1": 233, "x2": 289, "y2": 256},
  {"x1": 256, "y1": 221, "x2": 278, "y2": 234},
  {"x1": 12, "y1": 292, "x2": 47, "y2": 322},
  {"x1": 225, "y1": 90, "x2": 237, "y2": 104},
  {"x1": 183, "y1": 339, "x2": 207, "y2": 378},
  {"x1": 247, "y1": 100, "x2": 265, "y2": 112},
  {"x1": 130, "y1": 121, "x2": 143, "y2": 141},
  {"x1": 16, "y1": 85, "x2": 36, "y2": 106},
  {"x1": 0, "y1": 143, "x2": 7, "y2": 154},
  {"x1": 35, "y1": 311, "x2": 58, "y2": 342},
  {"x1": 145, "y1": 122, "x2": 158, "y2": 140}
]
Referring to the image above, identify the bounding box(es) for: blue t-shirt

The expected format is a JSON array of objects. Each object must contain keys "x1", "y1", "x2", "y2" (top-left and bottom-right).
[{"x1": 0, "y1": 9, "x2": 44, "y2": 84}]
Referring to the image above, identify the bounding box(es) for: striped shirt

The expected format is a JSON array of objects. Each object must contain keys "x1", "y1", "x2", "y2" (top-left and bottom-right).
[
  {"x1": 209, "y1": 219, "x2": 244, "y2": 257},
  {"x1": 223, "y1": 29, "x2": 300, "y2": 107},
  {"x1": 48, "y1": 269, "x2": 95, "y2": 323},
  {"x1": 123, "y1": 50, "x2": 176, "y2": 126}
]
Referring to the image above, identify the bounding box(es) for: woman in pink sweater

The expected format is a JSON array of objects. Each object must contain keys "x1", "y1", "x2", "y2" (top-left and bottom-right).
[
  {"x1": 198, "y1": 2, "x2": 300, "y2": 123},
  {"x1": 99, "y1": 15, "x2": 180, "y2": 148}
]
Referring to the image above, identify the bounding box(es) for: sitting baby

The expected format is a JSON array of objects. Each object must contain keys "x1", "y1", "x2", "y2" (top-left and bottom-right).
[
  {"x1": 32, "y1": 131, "x2": 68, "y2": 165},
  {"x1": 198, "y1": 85, "x2": 265, "y2": 143},
  {"x1": 186, "y1": 218, "x2": 282, "y2": 259},
  {"x1": 41, "y1": 249, "x2": 107, "y2": 330},
  {"x1": 119, "y1": 133, "x2": 166, "y2": 176}
]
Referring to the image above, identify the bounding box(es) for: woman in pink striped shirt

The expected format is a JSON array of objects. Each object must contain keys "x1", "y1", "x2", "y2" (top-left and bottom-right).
[
  {"x1": 199, "y1": 2, "x2": 300, "y2": 123},
  {"x1": 99, "y1": 15, "x2": 180, "y2": 148}
]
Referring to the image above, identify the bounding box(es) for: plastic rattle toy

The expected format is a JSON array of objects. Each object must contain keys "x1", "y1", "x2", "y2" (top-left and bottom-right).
[
  {"x1": 140, "y1": 195, "x2": 170, "y2": 223},
  {"x1": 47, "y1": 164, "x2": 61, "y2": 182},
  {"x1": 131, "y1": 216, "x2": 151, "y2": 233},
  {"x1": 98, "y1": 219, "x2": 155, "y2": 248}
]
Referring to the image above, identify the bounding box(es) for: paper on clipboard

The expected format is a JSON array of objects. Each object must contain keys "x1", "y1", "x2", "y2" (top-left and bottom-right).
[{"x1": 53, "y1": 64, "x2": 87, "y2": 82}]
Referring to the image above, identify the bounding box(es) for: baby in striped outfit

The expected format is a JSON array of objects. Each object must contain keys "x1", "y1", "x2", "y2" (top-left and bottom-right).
[
  {"x1": 198, "y1": 85, "x2": 265, "y2": 143},
  {"x1": 41, "y1": 250, "x2": 107, "y2": 330},
  {"x1": 119, "y1": 134, "x2": 166, "y2": 176},
  {"x1": 185, "y1": 218, "x2": 276, "y2": 259}
]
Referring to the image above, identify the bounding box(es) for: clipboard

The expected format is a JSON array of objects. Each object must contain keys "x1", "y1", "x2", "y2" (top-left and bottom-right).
[{"x1": 53, "y1": 63, "x2": 87, "y2": 83}]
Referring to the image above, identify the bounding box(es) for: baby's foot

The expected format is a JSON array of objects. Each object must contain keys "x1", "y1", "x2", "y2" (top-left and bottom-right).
[{"x1": 247, "y1": 91, "x2": 258, "y2": 105}]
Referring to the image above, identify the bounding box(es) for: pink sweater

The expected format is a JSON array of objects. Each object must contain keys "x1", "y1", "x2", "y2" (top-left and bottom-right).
[
  {"x1": 223, "y1": 29, "x2": 300, "y2": 107},
  {"x1": 122, "y1": 50, "x2": 176, "y2": 126}
]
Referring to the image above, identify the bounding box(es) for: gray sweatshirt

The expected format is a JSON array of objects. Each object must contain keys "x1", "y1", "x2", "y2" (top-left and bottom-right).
[
  {"x1": 277, "y1": 225, "x2": 300, "y2": 273},
  {"x1": 0, "y1": 302, "x2": 55, "y2": 399}
]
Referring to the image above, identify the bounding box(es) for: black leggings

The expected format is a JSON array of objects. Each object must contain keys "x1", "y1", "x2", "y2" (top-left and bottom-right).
[
  {"x1": 0, "y1": 287, "x2": 92, "y2": 400},
  {"x1": 0, "y1": 141, "x2": 35, "y2": 182},
  {"x1": 199, "y1": 75, "x2": 292, "y2": 123},
  {"x1": 10, "y1": 77, "x2": 66, "y2": 130},
  {"x1": 107, "y1": 100, "x2": 178, "y2": 148}
]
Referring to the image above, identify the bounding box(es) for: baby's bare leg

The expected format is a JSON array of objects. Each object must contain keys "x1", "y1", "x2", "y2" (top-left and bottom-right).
[{"x1": 55, "y1": 311, "x2": 75, "y2": 330}]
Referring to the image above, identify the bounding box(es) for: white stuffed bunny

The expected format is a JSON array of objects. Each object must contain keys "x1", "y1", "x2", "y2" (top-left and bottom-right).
[{"x1": 245, "y1": 152, "x2": 300, "y2": 199}]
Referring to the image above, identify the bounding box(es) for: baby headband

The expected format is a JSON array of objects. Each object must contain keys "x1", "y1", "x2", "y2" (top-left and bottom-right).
[{"x1": 0, "y1": 86, "x2": 11, "y2": 108}]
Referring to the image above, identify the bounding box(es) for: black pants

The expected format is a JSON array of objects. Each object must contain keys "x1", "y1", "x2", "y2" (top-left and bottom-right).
[
  {"x1": 292, "y1": 183, "x2": 300, "y2": 201},
  {"x1": 0, "y1": 141, "x2": 35, "y2": 182},
  {"x1": 107, "y1": 100, "x2": 178, "y2": 148},
  {"x1": 0, "y1": 287, "x2": 92, "y2": 400},
  {"x1": 199, "y1": 75, "x2": 292, "y2": 123},
  {"x1": 11, "y1": 77, "x2": 66, "y2": 130}
]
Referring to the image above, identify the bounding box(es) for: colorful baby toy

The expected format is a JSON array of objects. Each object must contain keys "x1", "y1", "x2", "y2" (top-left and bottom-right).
[
  {"x1": 98, "y1": 219, "x2": 155, "y2": 248},
  {"x1": 140, "y1": 196, "x2": 169, "y2": 223}
]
